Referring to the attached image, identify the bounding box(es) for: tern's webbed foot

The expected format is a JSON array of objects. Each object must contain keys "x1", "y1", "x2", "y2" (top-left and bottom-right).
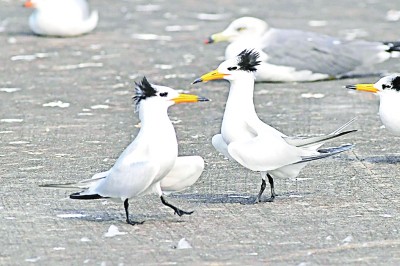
[
  {"x1": 240, "y1": 197, "x2": 261, "y2": 205},
  {"x1": 160, "y1": 196, "x2": 193, "y2": 217},
  {"x1": 126, "y1": 218, "x2": 144, "y2": 226},
  {"x1": 240, "y1": 194, "x2": 276, "y2": 205},
  {"x1": 174, "y1": 209, "x2": 194, "y2": 216},
  {"x1": 259, "y1": 195, "x2": 275, "y2": 203}
]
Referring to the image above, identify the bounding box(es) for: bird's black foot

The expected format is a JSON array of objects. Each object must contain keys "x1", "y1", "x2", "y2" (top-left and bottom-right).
[
  {"x1": 240, "y1": 194, "x2": 276, "y2": 204},
  {"x1": 123, "y1": 199, "x2": 144, "y2": 226},
  {"x1": 126, "y1": 218, "x2": 144, "y2": 226},
  {"x1": 174, "y1": 208, "x2": 194, "y2": 216},
  {"x1": 240, "y1": 197, "x2": 261, "y2": 205},
  {"x1": 259, "y1": 195, "x2": 275, "y2": 202},
  {"x1": 160, "y1": 196, "x2": 193, "y2": 216}
]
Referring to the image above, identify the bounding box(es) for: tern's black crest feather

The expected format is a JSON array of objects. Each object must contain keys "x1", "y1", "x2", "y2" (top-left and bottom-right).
[
  {"x1": 237, "y1": 49, "x2": 261, "y2": 72},
  {"x1": 133, "y1": 76, "x2": 157, "y2": 107},
  {"x1": 392, "y1": 76, "x2": 400, "y2": 91}
]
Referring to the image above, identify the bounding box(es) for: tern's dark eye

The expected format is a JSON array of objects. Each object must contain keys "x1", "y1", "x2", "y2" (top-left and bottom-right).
[
  {"x1": 160, "y1": 92, "x2": 168, "y2": 97},
  {"x1": 227, "y1": 66, "x2": 238, "y2": 71},
  {"x1": 382, "y1": 84, "x2": 391, "y2": 90},
  {"x1": 236, "y1": 27, "x2": 246, "y2": 32}
]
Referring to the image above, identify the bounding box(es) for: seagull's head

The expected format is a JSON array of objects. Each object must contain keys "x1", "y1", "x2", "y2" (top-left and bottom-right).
[
  {"x1": 346, "y1": 74, "x2": 400, "y2": 96},
  {"x1": 134, "y1": 77, "x2": 209, "y2": 111},
  {"x1": 204, "y1": 17, "x2": 268, "y2": 44},
  {"x1": 193, "y1": 49, "x2": 261, "y2": 84}
]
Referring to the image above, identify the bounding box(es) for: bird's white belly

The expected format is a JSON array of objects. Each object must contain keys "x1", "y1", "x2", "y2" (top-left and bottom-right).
[{"x1": 379, "y1": 102, "x2": 400, "y2": 135}]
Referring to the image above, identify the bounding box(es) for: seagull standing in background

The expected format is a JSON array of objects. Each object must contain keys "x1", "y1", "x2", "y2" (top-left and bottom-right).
[
  {"x1": 347, "y1": 74, "x2": 400, "y2": 135},
  {"x1": 205, "y1": 17, "x2": 400, "y2": 82},
  {"x1": 24, "y1": 0, "x2": 98, "y2": 37},
  {"x1": 42, "y1": 77, "x2": 209, "y2": 225},
  {"x1": 193, "y1": 50, "x2": 356, "y2": 203}
]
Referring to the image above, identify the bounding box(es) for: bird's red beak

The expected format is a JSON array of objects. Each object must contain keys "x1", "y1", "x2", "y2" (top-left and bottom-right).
[{"x1": 24, "y1": 0, "x2": 35, "y2": 8}]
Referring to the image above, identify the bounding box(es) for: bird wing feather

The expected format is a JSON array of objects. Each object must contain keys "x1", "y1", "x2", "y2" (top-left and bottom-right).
[
  {"x1": 92, "y1": 160, "x2": 160, "y2": 199},
  {"x1": 284, "y1": 118, "x2": 357, "y2": 148},
  {"x1": 262, "y1": 29, "x2": 385, "y2": 76},
  {"x1": 227, "y1": 134, "x2": 303, "y2": 172}
]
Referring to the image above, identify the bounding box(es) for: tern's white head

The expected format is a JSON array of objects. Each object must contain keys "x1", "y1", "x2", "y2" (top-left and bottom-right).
[
  {"x1": 346, "y1": 74, "x2": 400, "y2": 95},
  {"x1": 205, "y1": 17, "x2": 268, "y2": 44},
  {"x1": 347, "y1": 74, "x2": 400, "y2": 135},
  {"x1": 134, "y1": 77, "x2": 209, "y2": 112},
  {"x1": 193, "y1": 49, "x2": 261, "y2": 84}
]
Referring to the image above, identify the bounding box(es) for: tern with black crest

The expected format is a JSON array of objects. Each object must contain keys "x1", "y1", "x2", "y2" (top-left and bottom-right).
[
  {"x1": 42, "y1": 77, "x2": 209, "y2": 225},
  {"x1": 193, "y1": 49, "x2": 356, "y2": 203},
  {"x1": 347, "y1": 74, "x2": 400, "y2": 135}
]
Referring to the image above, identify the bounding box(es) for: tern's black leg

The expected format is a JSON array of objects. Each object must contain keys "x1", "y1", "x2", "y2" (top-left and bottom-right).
[
  {"x1": 262, "y1": 173, "x2": 276, "y2": 202},
  {"x1": 124, "y1": 199, "x2": 144, "y2": 225},
  {"x1": 255, "y1": 178, "x2": 267, "y2": 203},
  {"x1": 160, "y1": 196, "x2": 193, "y2": 216}
]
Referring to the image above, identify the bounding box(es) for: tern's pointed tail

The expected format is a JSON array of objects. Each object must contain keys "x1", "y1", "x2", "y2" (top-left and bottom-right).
[
  {"x1": 69, "y1": 192, "x2": 106, "y2": 200},
  {"x1": 284, "y1": 117, "x2": 357, "y2": 148},
  {"x1": 383, "y1": 41, "x2": 400, "y2": 53},
  {"x1": 40, "y1": 173, "x2": 107, "y2": 200},
  {"x1": 296, "y1": 144, "x2": 354, "y2": 164}
]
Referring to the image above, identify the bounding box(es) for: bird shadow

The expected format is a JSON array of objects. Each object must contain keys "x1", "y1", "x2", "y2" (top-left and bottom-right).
[
  {"x1": 53, "y1": 208, "x2": 191, "y2": 225},
  {"x1": 171, "y1": 191, "x2": 313, "y2": 204},
  {"x1": 361, "y1": 155, "x2": 400, "y2": 165},
  {"x1": 7, "y1": 31, "x2": 36, "y2": 37}
]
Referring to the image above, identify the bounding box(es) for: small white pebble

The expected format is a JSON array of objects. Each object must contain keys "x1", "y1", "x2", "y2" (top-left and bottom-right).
[{"x1": 175, "y1": 238, "x2": 192, "y2": 249}]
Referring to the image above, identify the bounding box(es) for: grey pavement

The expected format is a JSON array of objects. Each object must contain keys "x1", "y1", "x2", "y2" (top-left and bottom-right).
[{"x1": 1, "y1": 0, "x2": 400, "y2": 265}]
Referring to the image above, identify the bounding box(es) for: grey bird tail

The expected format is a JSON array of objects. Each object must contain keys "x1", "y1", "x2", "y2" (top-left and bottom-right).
[
  {"x1": 40, "y1": 174, "x2": 107, "y2": 200},
  {"x1": 384, "y1": 41, "x2": 400, "y2": 52},
  {"x1": 296, "y1": 144, "x2": 354, "y2": 164}
]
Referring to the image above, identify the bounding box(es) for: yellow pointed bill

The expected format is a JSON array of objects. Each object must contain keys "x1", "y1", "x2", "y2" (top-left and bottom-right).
[
  {"x1": 192, "y1": 70, "x2": 229, "y2": 84},
  {"x1": 172, "y1": 94, "x2": 209, "y2": 104},
  {"x1": 346, "y1": 84, "x2": 378, "y2": 93}
]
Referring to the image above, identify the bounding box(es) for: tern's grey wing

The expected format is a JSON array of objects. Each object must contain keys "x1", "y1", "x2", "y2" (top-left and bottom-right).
[{"x1": 262, "y1": 29, "x2": 386, "y2": 76}]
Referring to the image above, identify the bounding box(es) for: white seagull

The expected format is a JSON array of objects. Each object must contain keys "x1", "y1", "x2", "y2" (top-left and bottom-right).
[
  {"x1": 193, "y1": 50, "x2": 356, "y2": 203},
  {"x1": 346, "y1": 74, "x2": 400, "y2": 135},
  {"x1": 204, "y1": 17, "x2": 400, "y2": 82},
  {"x1": 24, "y1": 0, "x2": 99, "y2": 37},
  {"x1": 42, "y1": 77, "x2": 209, "y2": 225}
]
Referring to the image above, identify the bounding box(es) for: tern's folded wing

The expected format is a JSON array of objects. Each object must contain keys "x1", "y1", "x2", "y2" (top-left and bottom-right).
[
  {"x1": 227, "y1": 135, "x2": 303, "y2": 172},
  {"x1": 92, "y1": 160, "x2": 160, "y2": 199},
  {"x1": 160, "y1": 156, "x2": 204, "y2": 194}
]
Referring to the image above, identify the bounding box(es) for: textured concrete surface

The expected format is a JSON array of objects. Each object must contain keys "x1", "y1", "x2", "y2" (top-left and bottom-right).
[{"x1": 1, "y1": 0, "x2": 400, "y2": 265}]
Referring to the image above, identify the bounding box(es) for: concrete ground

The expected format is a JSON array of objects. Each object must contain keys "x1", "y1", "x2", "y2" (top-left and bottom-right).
[{"x1": 1, "y1": 0, "x2": 400, "y2": 265}]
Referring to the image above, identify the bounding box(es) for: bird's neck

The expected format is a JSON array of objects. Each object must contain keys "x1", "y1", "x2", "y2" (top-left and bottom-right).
[
  {"x1": 224, "y1": 78, "x2": 258, "y2": 120},
  {"x1": 138, "y1": 102, "x2": 176, "y2": 142},
  {"x1": 221, "y1": 77, "x2": 260, "y2": 144}
]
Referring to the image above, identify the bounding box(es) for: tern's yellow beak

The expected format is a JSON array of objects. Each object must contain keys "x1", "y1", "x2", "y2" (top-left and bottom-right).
[
  {"x1": 192, "y1": 69, "x2": 229, "y2": 84},
  {"x1": 345, "y1": 84, "x2": 378, "y2": 93},
  {"x1": 172, "y1": 94, "x2": 209, "y2": 104},
  {"x1": 204, "y1": 32, "x2": 229, "y2": 44}
]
